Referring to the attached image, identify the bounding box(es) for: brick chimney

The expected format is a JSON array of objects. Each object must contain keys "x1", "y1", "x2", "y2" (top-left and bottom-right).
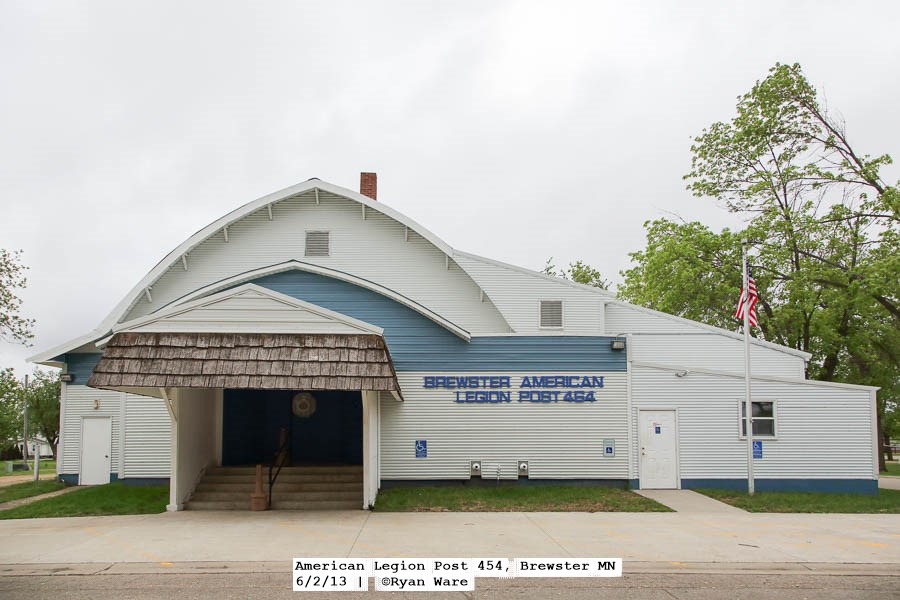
[{"x1": 360, "y1": 172, "x2": 377, "y2": 200}]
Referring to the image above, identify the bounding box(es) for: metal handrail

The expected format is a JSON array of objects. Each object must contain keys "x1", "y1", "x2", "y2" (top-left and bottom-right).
[{"x1": 267, "y1": 428, "x2": 290, "y2": 509}]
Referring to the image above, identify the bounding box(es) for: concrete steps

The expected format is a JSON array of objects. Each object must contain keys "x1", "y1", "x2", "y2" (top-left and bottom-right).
[{"x1": 184, "y1": 465, "x2": 363, "y2": 511}]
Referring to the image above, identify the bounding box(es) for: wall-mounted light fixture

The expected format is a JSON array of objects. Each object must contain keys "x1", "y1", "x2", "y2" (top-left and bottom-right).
[
  {"x1": 610, "y1": 338, "x2": 626, "y2": 351},
  {"x1": 60, "y1": 374, "x2": 74, "y2": 383},
  {"x1": 93, "y1": 399, "x2": 100, "y2": 410}
]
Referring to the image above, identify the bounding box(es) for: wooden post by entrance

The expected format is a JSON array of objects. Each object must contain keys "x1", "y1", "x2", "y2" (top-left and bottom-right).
[{"x1": 250, "y1": 464, "x2": 267, "y2": 511}]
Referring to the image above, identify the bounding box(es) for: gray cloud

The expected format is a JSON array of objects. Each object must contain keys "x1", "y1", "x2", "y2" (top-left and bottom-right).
[{"x1": 2, "y1": 0, "x2": 898, "y2": 373}]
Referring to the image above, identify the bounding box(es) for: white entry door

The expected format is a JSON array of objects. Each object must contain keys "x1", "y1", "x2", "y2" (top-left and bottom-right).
[
  {"x1": 638, "y1": 410, "x2": 678, "y2": 489},
  {"x1": 81, "y1": 417, "x2": 112, "y2": 485}
]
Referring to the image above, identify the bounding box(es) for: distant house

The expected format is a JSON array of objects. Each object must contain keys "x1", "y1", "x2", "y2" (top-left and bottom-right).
[
  {"x1": 29, "y1": 174, "x2": 879, "y2": 510},
  {"x1": 15, "y1": 436, "x2": 53, "y2": 460}
]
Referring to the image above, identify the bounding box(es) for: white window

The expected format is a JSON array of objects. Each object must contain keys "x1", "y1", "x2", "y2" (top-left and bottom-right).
[
  {"x1": 305, "y1": 231, "x2": 330, "y2": 257},
  {"x1": 740, "y1": 400, "x2": 776, "y2": 437},
  {"x1": 539, "y1": 300, "x2": 563, "y2": 328}
]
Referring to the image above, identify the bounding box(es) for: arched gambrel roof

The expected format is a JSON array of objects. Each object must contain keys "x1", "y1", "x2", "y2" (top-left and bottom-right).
[{"x1": 29, "y1": 179, "x2": 468, "y2": 364}]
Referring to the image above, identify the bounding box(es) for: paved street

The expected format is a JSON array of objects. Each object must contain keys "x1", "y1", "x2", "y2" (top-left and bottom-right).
[
  {"x1": 1, "y1": 509, "x2": 897, "y2": 598},
  {"x1": 1, "y1": 571, "x2": 898, "y2": 600}
]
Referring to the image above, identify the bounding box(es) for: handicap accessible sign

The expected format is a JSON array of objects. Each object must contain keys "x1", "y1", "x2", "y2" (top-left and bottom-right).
[
  {"x1": 415, "y1": 440, "x2": 427, "y2": 458},
  {"x1": 753, "y1": 440, "x2": 763, "y2": 459}
]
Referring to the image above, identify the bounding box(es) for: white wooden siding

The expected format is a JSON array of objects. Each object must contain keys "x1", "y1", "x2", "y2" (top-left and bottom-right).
[
  {"x1": 379, "y1": 372, "x2": 627, "y2": 480},
  {"x1": 631, "y1": 365, "x2": 876, "y2": 480},
  {"x1": 125, "y1": 288, "x2": 378, "y2": 335},
  {"x1": 605, "y1": 303, "x2": 702, "y2": 334},
  {"x1": 61, "y1": 385, "x2": 123, "y2": 477},
  {"x1": 122, "y1": 394, "x2": 171, "y2": 478},
  {"x1": 173, "y1": 388, "x2": 217, "y2": 503},
  {"x1": 452, "y1": 253, "x2": 606, "y2": 335},
  {"x1": 631, "y1": 334, "x2": 806, "y2": 378},
  {"x1": 123, "y1": 192, "x2": 510, "y2": 335},
  {"x1": 61, "y1": 384, "x2": 171, "y2": 479}
]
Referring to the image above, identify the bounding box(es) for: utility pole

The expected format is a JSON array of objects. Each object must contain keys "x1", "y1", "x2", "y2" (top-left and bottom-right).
[
  {"x1": 22, "y1": 374, "x2": 29, "y2": 469},
  {"x1": 32, "y1": 379, "x2": 40, "y2": 480}
]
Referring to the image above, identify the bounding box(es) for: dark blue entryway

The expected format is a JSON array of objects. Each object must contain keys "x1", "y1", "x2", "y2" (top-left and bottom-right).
[{"x1": 222, "y1": 389, "x2": 363, "y2": 466}]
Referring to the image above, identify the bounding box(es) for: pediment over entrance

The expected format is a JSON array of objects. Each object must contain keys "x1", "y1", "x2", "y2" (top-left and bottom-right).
[{"x1": 111, "y1": 283, "x2": 383, "y2": 336}]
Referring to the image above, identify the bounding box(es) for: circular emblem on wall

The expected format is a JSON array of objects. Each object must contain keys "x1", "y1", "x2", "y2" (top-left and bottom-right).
[{"x1": 292, "y1": 392, "x2": 317, "y2": 418}]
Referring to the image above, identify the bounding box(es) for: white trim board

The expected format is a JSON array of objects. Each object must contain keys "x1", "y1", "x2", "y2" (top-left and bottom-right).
[{"x1": 633, "y1": 361, "x2": 880, "y2": 391}]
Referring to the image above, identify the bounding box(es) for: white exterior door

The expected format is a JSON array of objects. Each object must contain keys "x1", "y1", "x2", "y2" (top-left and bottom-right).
[
  {"x1": 639, "y1": 410, "x2": 678, "y2": 489},
  {"x1": 81, "y1": 417, "x2": 112, "y2": 485}
]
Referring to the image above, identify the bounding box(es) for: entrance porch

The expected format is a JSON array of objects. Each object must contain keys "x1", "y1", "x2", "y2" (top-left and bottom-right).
[{"x1": 87, "y1": 330, "x2": 400, "y2": 511}]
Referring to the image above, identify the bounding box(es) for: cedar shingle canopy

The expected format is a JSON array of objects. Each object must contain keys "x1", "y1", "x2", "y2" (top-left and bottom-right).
[{"x1": 87, "y1": 332, "x2": 400, "y2": 392}]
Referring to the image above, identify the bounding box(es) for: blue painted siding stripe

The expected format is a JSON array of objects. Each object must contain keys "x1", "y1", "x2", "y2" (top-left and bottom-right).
[
  {"x1": 58, "y1": 474, "x2": 168, "y2": 486},
  {"x1": 65, "y1": 353, "x2": 103, "y2": 384},
  {"x1": 251, "y1": 271, "x2": 626, "y2": 372},
  {"x1": 681, "y1": 478, "x2": 878, "y2": 495},
  {"x1": 62, "y1": 270, "x2": 625, "y2": 379}
]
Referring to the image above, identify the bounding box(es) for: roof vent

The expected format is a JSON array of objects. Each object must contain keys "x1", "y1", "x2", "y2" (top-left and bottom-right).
[
  {"x1": 305, "y1": 231, "x2": 330, "y2": 257},
  {"x1": 539, "y1": 300, "x2": 563, "y2": 328}
]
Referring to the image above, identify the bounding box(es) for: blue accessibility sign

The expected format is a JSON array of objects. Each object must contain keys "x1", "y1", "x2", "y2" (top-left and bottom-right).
[
  {"x1": 603, "y1": 439, "x2": 615, "y2": 457},
  {"x1": 753, "y1": 440, "x2": 763, "y2": 459},
  {"x1": 415, "y1": 439, "x2": 427, "y2": 458}
]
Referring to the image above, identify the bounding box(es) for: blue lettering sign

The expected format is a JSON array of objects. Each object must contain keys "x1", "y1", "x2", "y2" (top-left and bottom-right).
[
  {"x1": 454, "y1": 391, "x2": 512, "y2": 403},
  {"x1": 425, "y1": 374, "x2": 605, "y2": 405}
]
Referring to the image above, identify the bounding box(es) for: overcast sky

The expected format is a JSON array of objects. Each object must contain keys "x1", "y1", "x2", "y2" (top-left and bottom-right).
[{"x1": 2, "y1": 1, "x2": 898, "y2": 374}]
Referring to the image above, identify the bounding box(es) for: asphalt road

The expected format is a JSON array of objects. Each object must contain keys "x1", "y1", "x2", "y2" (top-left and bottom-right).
[{"x1": 1, "y1": 573, "x2": 898, "y2": 600}]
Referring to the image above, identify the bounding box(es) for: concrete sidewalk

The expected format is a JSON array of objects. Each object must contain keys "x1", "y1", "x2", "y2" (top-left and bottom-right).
[
  {"x1": 0, "y1": 509, "x2": 896, "y2": 568},
  {"x1": 0, "y1": 474, "x2": 56, "y2": 488},
  {"x1": 878, "y1": 476, "x2": 900, "y2": 491},
  {"x1": 634, "y1": 489, "x2": 746, "y2": 513}
]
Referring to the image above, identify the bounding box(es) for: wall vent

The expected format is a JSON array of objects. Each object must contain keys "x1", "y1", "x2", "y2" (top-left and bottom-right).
[
  {"x1": 305, "y1": 231, "x2": 330, "y2": 257},
  {"x1": 539, "y1": 300, "x2": 563, "y2": 328}
]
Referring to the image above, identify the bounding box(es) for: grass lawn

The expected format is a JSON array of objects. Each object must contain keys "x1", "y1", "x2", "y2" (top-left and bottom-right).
[
  {"x1": 0, "y1": 480, "x2": 65, "y2": 504},
  {"x1": 0, "y1": 482, "x2": 168, "y2": 520},
  {"x1": 881, "y1": 462, "x2": 900, "y2": 476},
  {"x1": 374, "y1": 484, "x2": 671, "y2": 512},
  {"x1": 696, "y1": 488, "x2": 900, "y2": 513},
  {"x1": 1, "y1": 460, "x2": 56, "y2": 477}
]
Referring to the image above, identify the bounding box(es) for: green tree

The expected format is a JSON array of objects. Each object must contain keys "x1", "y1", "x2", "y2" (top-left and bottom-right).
[
  {"x1": 0, "y1": 249, "x2": 35, "y2": 344},
  {"x1": 24, "y1": 370, "x2": 60, "y2": 460},
  {"x1": 685, "y1": 62, "x2": 898, "y2": 322},
  {"x1": 884, "y1": 401, "x2": 898, "y2": 462},
  {"x1": 618, "y1": 220, "x2": 743, "y2": 331},
  {"x1": 542, "y1": 258, "x2": 609, "y2": 289},
  {"x1": 0, "y1": 368, "x2": 23, "y2": 457},
  {"x1": 622, "y1": 63, "x2": 898, "y2": 470}
]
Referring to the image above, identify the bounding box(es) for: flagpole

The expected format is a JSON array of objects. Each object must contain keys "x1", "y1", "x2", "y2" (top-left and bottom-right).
[{"x1": 741, "y1": 239, "x2": 755, "y2": 496}]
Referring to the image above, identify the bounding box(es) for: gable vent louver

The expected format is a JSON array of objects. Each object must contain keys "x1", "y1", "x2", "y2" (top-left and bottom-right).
[
  {"x1": 305, "y1": 231, "x2": 330, "y2": 257},
  {"x1": 540, "y1": 300, "x2": 563, "y2": 328}
]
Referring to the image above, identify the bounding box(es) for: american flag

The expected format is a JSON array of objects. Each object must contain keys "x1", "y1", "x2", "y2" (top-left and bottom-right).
[{"x1": 734, "y1": 266, "x2": 759, "y2": 327}]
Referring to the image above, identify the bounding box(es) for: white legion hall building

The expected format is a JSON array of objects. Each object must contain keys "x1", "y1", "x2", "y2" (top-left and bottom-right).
[{"x1": 30, "y1": 174, "x2": 880, "y2": 510}]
